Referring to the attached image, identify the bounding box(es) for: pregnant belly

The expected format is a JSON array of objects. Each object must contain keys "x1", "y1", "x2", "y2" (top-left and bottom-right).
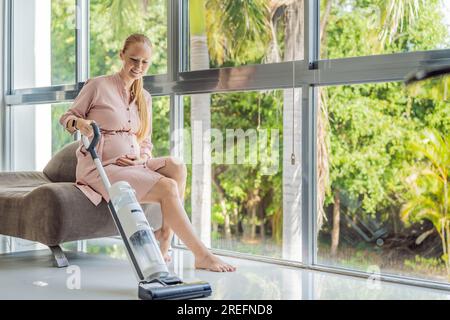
[{"x1": 102, "y1": 134, "x2": 140, "y2": 161}]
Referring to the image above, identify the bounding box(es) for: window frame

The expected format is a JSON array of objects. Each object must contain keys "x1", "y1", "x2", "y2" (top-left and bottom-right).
[{"x1": 3, "y1": 0, "x2": 450, "y2": 292}]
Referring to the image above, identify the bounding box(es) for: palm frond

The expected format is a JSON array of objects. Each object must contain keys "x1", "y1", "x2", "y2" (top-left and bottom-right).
[
  {"x1": 102, "y1": 0, "x2": 144, "y2": 41},
  {"x1": 401, "y1": 196, "x2": 442, "y2": 230},
  {"x1": 206, "y1": 0, "x2": 270, "y2": 64},
  {"x1": 411, "y1": 129, "x2": 449, "y2": 179},
  {"x1": 378, "y1": 0, "x2": 424, "y2": 46}
]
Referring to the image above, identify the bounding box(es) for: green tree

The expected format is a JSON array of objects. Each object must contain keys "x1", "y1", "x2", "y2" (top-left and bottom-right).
[
  {"x1": 401, "y1": 129, "x2": 450, "y2": 280},
  {"x1": 320, "y1": 0, "x2": 450, "y2": 257},
  {"x1": 89, "y1": 0, "x2": 167, "y2": 77},
  {"x1": 51, "y1": 0, "x2": 76, "y2": 85}
]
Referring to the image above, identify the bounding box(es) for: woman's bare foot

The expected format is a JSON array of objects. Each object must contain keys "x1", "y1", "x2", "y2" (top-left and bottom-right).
[
  {"x1": 195, "y1": 253, "x2": 236, "y2": 272},
  {"x1": 154, "y1": 229, "x2": 173, "y2": 263}
]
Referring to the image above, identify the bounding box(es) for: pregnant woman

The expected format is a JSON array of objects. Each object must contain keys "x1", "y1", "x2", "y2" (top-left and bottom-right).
[{"x1": 60, "y1": 33, "x2": 235, "y2": 273}]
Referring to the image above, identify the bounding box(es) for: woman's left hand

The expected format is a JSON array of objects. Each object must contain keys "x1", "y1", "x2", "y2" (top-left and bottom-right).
[{"x1": 115, "y1": 154, "x2": 146, "y2": 167}]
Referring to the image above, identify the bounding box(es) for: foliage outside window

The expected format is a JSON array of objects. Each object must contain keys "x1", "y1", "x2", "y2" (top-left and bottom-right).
[
  {"x1": 90, "y1": 0, "x2": 167, "y2": 77},
  {"x1": 318, "y1": 0, "x2": 450, "y2": 282},
  {"x1": 321, "y1": 0, "x2": 450, "y2": 59}
]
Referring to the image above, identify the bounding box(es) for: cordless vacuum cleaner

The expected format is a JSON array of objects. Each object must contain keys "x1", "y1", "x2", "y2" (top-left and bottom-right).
[{"x1": 80, "y1": 122, "x2": 212, "y2": 300}]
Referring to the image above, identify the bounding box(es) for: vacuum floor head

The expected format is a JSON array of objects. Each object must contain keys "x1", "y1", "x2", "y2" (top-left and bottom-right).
[{"x1": 138, "y1": 276, "x2": 212, "y2": 300}]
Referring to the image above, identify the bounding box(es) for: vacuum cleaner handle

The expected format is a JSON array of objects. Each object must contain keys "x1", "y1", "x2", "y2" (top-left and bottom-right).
[
  {"x1": 80, "y1": 122, "x2": 112, "y2": 190},
  {"x1": 405, "y1": 64, "x2": 450, "y2": 85},
  {"x1": 81, "y1": 122, "x2": 101, "y2": 159}
]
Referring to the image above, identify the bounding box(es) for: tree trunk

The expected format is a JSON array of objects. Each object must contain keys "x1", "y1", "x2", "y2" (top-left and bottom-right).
[
  {"x1": 224, "y1": 214, "x2": 231, "y2": 240},
  {"x1": 259, "y1": 200, "x2": 266, "y2": 240},
  {"x1": 233, "y1": 207, "x2": 239, "y2": 236},
  {"x1": 190, "y1": 0, "x2": 211, "y2": 247},
  {"x1": 391, "y1": 207, "x2": 400, "y2": 236},
  {"x1": 316, "y1": 1, "x2": 332, "y2": 233},
  {"x1": 320, "y1": 0, "x2": 333, "y2": 42},
  {"x1": 251, "y1": 206, "x2": 257, "y2": 240},
  {"x1": 331, "y1": 189, "x2": 340, "y2": 256},
  {"x1": 212, "y1": 171, "x2": 231, "y2": 240},
  {"x1": 281, "y1": 0, "x2": 304, "y2": 262},
  {"x1": 245, "y1": 188, "x2": 260, "y2": 241},
  {"x1": 317, "y1": 90, "x2": 330, "y2": 232},
  {"x1": 443, "y1": 220, "x2": 450, "y2": 281}
]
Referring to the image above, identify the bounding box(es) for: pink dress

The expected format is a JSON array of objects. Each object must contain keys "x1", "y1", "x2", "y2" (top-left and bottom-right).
[{"x1": 59, "y1": 73, "x2": 166, "y2": 206}]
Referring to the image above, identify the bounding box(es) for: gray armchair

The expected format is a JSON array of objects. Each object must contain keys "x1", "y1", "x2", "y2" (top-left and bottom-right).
[{"x1": 0, "y1": 141, "x2": 162, "y2": 267}]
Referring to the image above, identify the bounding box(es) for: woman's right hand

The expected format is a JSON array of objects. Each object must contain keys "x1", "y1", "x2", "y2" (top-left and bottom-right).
[{"x1": 76, "y1": 118, "x2": 96, "y2": 137}]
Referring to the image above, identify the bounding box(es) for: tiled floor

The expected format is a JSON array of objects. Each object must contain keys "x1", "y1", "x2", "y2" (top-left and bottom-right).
[{"x1": 0, "y1": 239, "x2": 449, "y2": 300}]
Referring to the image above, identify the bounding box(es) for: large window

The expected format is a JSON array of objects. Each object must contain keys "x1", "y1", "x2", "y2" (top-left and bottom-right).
[
  {"x1": 321, "y1": 0, "x2": 450, "y2": 59},
  {"x1": 186, "y1": 0, "x2": 304, "y2": 71},
  {"x1": 181, "y1": 89, "x2": 302, "y2": 261},
  {"x1": 89, "y1": 0, "x2": 167, "y2": 77},
  {"x1": 317, "y1": 77, "x2": 450, "y2": 283},
  {"x1": 5, "y1": 0, "x2": 450, "y2": 290},
  {"x1": 13, "y1": 0, "x2": 76, "y2": 89}
]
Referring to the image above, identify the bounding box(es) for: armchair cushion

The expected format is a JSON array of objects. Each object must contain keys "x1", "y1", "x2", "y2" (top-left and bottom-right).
[
  {"x1": 43, "y1": 141, "x2": 79, "y2": 183},
  {"x1": 0, "y1": 141, "x2": 162, "y2": 248}
]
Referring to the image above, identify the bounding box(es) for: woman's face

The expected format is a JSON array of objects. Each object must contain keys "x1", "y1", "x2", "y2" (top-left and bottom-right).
[{"x1": 119, "y1": 42, "x2": 152, "y2": 81}]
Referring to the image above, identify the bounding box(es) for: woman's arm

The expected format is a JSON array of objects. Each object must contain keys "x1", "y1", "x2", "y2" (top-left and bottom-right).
[
  {"x1": 60, "y1": 79, "x2": 97, "y2": 134},
  {"x1": 139, "y1": 137, "x2": 153, "y2": 159}
]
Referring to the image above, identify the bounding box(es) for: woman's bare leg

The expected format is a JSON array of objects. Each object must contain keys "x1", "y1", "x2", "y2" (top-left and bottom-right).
[
  {"x1": 153, "y1": 157, "x2": 187, "y2": 262},
  {"x1": 143, "y1": 177, "x2": 236, "y2": 272},
  {"x1": 155, "y1": 157, "x2": 187, "y2": 199}
]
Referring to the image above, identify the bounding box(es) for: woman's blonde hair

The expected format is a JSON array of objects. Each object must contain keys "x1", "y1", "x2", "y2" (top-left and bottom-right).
[{"x1": 121, "y1": 34, "x2": 152, "y2": 143}]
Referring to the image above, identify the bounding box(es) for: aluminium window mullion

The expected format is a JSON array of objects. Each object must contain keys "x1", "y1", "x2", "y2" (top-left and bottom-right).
[
  {"x1": 2, "y1": 0, "x2": 13, "y2": 172},
  {"x1": 301, "y1": 0, "x2": 320, "y2": 267},
  {"x1": 5, "y1": 49, "x2": 450, "y2": 103},
  {"x1": 168, "y1": 0, "x2": 179, "y2": 83},
  {"x1": 76, "y1": 0, "x2": 89, "y2": 83},
  {"x1": 169, "y1": 0, "x2": 184, "y2": 247},
  {"x1": 75, "y1": 0, "x2": 89, "y2": 251}
]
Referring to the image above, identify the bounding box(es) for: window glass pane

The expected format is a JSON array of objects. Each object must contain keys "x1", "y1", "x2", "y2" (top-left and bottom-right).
[
  {"x1": 186, "y1": 0, "x2": 304, "y2": 71},
  {"x1": 89, "y1": 0, "x2": 167, "y2": 77},
  {"x1": 321, "y1": 0, "x2": 450, "y2": 59},
  {"x1": 52, "y1": 103, "x2": 76, "y2": 154},
  {"x1": 317, "y1": 77, "x2": 450, "y2": 283},
  {"x1": 13, "y1": 0, "x2": 76, "y2": 89},
  {"x1": 150, "y1": 96, "x2": 170, "y2": 157},
  {"x1": 182, "y1": 89, "x2": 302, "y2": 261},
  {"x1": 11, "y1": 103, "x2": 72, "y2": 171}
]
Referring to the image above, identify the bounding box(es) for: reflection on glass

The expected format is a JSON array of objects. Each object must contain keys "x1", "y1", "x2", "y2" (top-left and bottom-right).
[
  {"x1": 321, "y1": 0, "x2": 450, "y2": 59},
  {"x1": 89, "y1": 0, "x2": 167, "y2": 77},
  {"x1": 317, "y1": 79, "x2": 450, "y2": 283}
]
